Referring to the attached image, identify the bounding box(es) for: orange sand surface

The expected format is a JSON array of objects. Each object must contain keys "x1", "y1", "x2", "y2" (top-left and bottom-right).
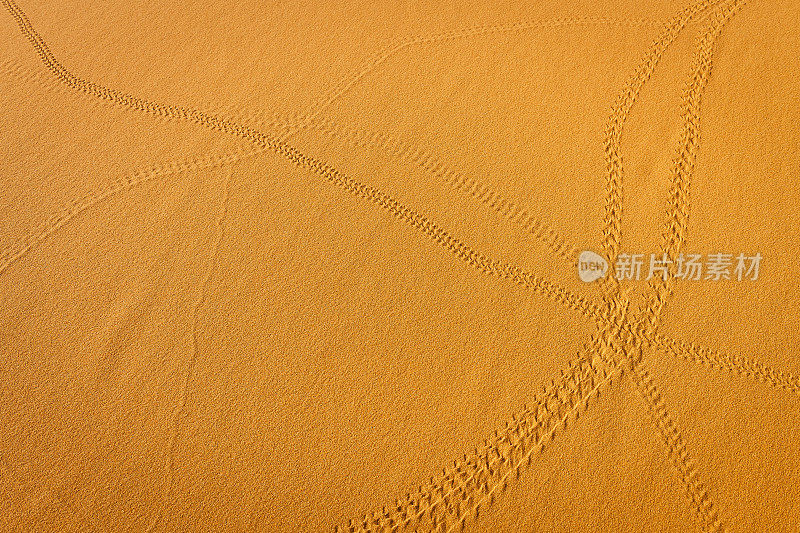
[{"x1": 1, "y1": 0, "x2": 799, "y2": 531}]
